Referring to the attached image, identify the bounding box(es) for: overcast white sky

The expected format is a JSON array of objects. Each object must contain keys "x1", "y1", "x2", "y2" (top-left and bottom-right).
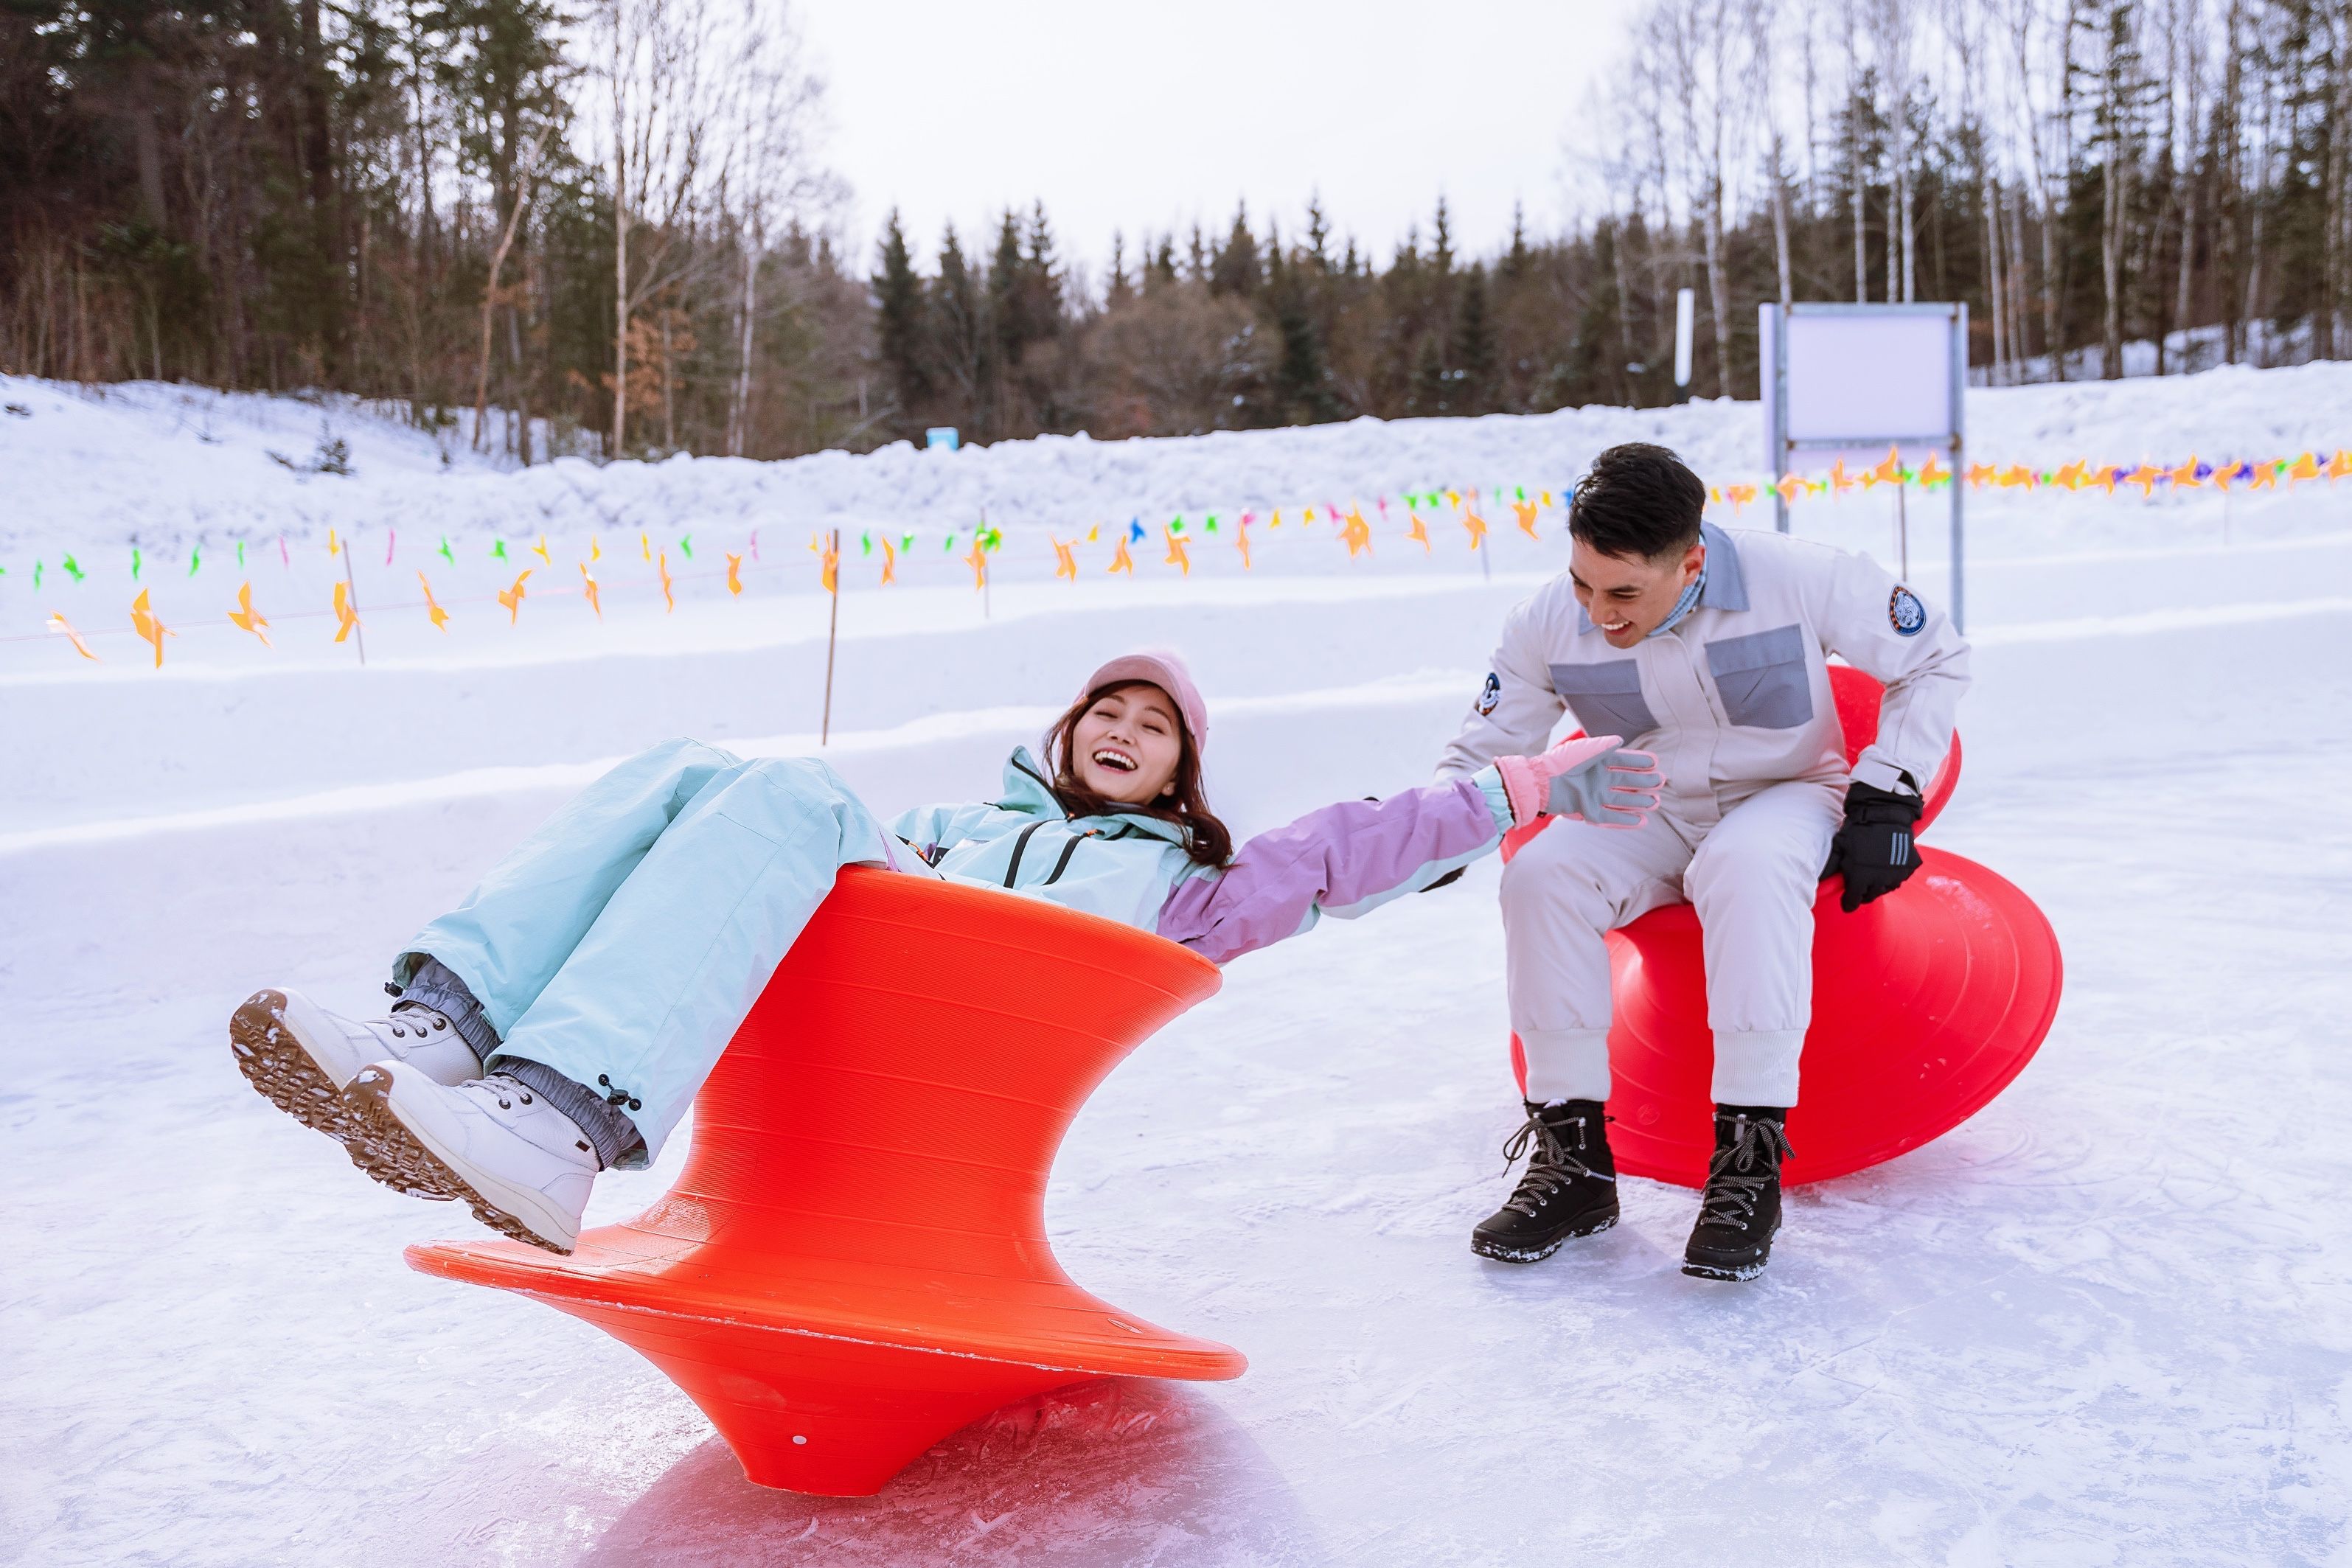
[{"x1": 798, "y1": 0, "x2": 1634, "y2": 285}]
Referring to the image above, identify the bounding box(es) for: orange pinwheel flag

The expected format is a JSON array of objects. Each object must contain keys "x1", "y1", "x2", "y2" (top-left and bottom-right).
[
  {"x1": 2328, "y1": 450, "x2": 2352, "y2": 481},
  {"x1": 1107, "y1": 536, "x2": 1134, "y2": 575},
  {"x1": 2168, "y1": 456, "x2": 2203, "y2": 489},
  {"x1": 658, "y1": 552, "x2": 676, "y2": 612},
  {"x1": 496, "y1": 569, "x2": 532, "y2": 624},
  {"x1": 1463, "y1": 509, "x2": 1489, "y2": 550},
  {"x1": 879, "y1": 536, "x2": 898, "y2": 586},
  {"x1": 579, "y1": 562, "x2": 602, "y2": 619},
  {"x1": 1511, "y1": 501, "x2": 1540, "y2": 540},
  {"x1": 129, "y1": 588, "x2": 175, "y2": 666},
  {"x1": 330, "y1": 580, "x2": 360, "y2": 644},
  {"x1": 229, "y1": 582, "x2": 272, "y2": 647},
  {"x1": 2289, "y1": 451, "x2": 2320, "y2": 482},
  {"x1": 417, "y1": 571, "x2": 450, "y2": 630},
  {"x1": 47, "y1": 611, "x2": 99, "y2": 661},
  {"x1": 1236, "y1": 524, "x2": 1253, "y2": 571},
  {"x1": 1051, "y1": 538, "x2": 1078, "y2": 581},
  {"x1": 726, "y1": 552, "x2": 744, "y2": 596},
  {"x1": 1870, "y1": 446, "x2": 1903, "y2": 486},
  {"x1": 822, "y1": 543, "x2": 841, "y2": 595},
  {"x1": 1406, "y1": 511, "x2": 1430, "y2": 550},
  {"x1": 1162, "y1": 529, "x2": 1191, "y2": 576}
]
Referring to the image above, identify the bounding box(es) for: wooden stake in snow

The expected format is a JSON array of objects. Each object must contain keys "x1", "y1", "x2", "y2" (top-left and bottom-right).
[
  {"x1": 821, "y1": 527, "x2": 841, "y2": 745},
  {"x1": 341, "y1": 541, "x2": 366, "y2": 666}
]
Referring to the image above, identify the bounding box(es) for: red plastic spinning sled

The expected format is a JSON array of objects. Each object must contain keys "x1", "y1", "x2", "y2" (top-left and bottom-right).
[
  {"x1": 407, "y1": 869, "x2": 1242, "y2": 1496},
  {"x1": 1503, "y1": 664, "x2": 2064, "y2": 1187}
]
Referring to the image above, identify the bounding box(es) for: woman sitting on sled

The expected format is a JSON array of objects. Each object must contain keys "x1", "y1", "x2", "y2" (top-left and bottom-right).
[{"x1": 232, "y1": 651, "x2": 1660, "y2": 1252}]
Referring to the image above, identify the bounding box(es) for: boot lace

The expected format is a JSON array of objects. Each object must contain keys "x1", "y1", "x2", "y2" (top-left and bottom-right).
[
  {"x1": 1497, "y1": 1109, "x2": 1604, "y2": 1218},
  {"x1": 383, "y1": 1004, "x2": 451, "y2": 1041},
  {"x1": 1696, "y1": 1114, "x2": 1793, "y2": 1232}
]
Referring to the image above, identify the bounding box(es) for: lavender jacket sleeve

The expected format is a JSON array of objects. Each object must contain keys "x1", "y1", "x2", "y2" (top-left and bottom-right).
[{"x1": 1154, "y1": 771, "x2": 1515, "y2": 965}]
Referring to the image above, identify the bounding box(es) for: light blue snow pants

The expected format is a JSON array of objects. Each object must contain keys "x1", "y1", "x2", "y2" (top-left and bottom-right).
[{"x1": 394, "y1": 739, "x2": 900, "y2": 1165}]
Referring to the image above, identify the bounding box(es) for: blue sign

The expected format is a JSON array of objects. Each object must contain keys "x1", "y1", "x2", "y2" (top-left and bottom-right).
[{"x1": 925, "y1": 427, "x2": 959, "y2": 452}]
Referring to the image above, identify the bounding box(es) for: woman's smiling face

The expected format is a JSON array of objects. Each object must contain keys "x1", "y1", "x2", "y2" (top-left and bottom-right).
[{"x1": 1070, "y1": 683, "x2": 1184, "y2": 805}]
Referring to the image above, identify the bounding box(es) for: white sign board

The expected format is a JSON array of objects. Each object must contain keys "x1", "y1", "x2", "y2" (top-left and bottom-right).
[{"x1": 1760, "y1": 302, "x2": 1969, "y2": 628}]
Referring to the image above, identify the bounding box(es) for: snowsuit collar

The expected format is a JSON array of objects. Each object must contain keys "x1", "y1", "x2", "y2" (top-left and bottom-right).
[
  {"x1": 994, "y1": 748, "x2": 1193, "y2": 846},
  {"x1": 1575, "y1": 521, "x2": 1752, "y2": 634}
]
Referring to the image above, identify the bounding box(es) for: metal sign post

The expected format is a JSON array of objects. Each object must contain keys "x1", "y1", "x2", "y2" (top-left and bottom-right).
[{"x1": 1761, "y1": 301, "x2": 1968, "y2": 630}]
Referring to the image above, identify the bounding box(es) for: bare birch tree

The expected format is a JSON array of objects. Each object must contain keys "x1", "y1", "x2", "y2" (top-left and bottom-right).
[
  {"x1": 591, "y1": 0, "x2": 732, "y2": 457},
  {"x1": 717, "y1": 0, "x2": 838, "y2": 456}
]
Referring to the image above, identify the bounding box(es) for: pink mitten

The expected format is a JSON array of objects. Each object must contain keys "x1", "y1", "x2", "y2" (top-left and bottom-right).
[{"x1": 1494, "y1": 735, "x2": 1663, "y2": 829}]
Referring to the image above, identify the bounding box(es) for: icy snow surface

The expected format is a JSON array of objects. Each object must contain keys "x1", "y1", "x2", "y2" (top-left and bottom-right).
[{"x1": 4, "y1": 365, "x2": 2352, "y2": 1565}]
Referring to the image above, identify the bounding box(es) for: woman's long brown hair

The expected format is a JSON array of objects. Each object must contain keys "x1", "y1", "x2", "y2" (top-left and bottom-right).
[{"x1": 1042, "y1": 681, "x2": 1234, "y2": 868}]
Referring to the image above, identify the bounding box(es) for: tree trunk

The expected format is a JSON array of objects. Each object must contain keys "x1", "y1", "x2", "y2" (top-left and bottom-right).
[
  {"x1": 1770, "y1": 132, "x2": 1795, "y2": 307},
  {"x1": 610, "y1": 0, "x2": 630, "y2": 459},
  {"x1": 474, "y1": 150, "x2": 536, "y2": 450},
  {"x1": 1851, "y1": 86, "x2": 1869, "y2": 302},
  {"x1": 730, "y1": 223, "x2": 758, "y2": 456},
  {"x1": 1704, "y1": 187, "x2": 1733, "y2": 397},
  {"x1": 2102, "y1": 145, "x2": 2126, "y2": 378},
  {"x1": 1986, "y1": 173, "x2": 2008, "y2": 384}
]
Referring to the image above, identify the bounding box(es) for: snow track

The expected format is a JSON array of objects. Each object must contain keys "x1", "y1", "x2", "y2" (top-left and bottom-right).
[{"x1": 5, "y1": 368, "x2": 2351, "y2": 1566}]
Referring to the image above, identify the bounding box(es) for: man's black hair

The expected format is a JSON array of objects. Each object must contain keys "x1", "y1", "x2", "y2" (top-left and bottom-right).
[{"x1": 1567, "y1": 442, "x2": 1707, "y2": 561}]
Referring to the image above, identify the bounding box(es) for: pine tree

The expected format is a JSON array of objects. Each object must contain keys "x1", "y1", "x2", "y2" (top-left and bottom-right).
[
  {"x1": 1105, "y1": 229, "x2": 1132, "y2": 306},
  {"x1": 1449, "y1": 263, "x2": 1497, "y2": 414},
  {"x1": 930, "y1": 223, "x2": 985, "y2": 436},
  {"x1": 872, "y1": 209, "x2": 928, "y2": 436},
  {"x1": 1410, "y1": 333, "x2": 1446, "y2": 414},
  {"x1": 1502, "y1": 201, "x2": 1531, "y2": 283},
  {"x1": 1304, "y1": 192, "x2": 1332, "y2": 273},
  {"x1": 1211, "y1": 203, "x2": 1259, "y2": 296}
]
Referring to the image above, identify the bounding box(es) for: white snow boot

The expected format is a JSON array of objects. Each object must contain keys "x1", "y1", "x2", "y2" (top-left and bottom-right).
[
  {"x1": 343, "y1": 1062, "x2": 598, "y2": 1254},
  {"x1": 230, "y1": 989, "x2": 484, "y2": 1179}
]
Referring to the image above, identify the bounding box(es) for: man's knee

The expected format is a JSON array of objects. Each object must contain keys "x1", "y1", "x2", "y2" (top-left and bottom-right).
[
  {"x1": 1500, "y1": 844, "x2": 1618, "y2": 932},
  {"x1": 1685, "y1": 832, "x2": 1819, "y2": 913}
]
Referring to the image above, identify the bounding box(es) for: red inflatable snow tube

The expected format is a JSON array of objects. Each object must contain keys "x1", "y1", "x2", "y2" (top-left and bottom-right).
[
  {"x1": 406, "y1": 870, "x2": 1241, "y2": 1497},
  {"x1": 1503, "y1": 664, "x2": 2063, "y2": 1187}
]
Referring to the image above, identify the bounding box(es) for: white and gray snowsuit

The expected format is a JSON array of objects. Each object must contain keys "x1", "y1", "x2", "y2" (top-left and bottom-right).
[{"x1": 1436, "y1": 522, "x2": 1970, "y2": 1107}]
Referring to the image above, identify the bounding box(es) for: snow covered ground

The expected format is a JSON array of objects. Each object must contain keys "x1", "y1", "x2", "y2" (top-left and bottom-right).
[{"x1": 4, "y1": 366, "x2": 2351, "y2": 1565}]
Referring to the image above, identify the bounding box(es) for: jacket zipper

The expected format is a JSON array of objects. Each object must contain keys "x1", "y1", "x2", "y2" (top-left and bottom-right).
[
  {"x1": 1002, "y1": 820, "x2": 1050, "y2": 886},
  {"x1": 1043, "y1": 829, "x2": 1096, "y2": 885}
]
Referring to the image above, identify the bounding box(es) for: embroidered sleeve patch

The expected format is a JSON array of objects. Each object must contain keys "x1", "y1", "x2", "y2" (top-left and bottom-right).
[
  {"x1": 1889, "y1": 586, "x2": 1927, "y2": 636},
  {"x1": 1475, "y1": 672, "x2": 1503, "y2": 715}
]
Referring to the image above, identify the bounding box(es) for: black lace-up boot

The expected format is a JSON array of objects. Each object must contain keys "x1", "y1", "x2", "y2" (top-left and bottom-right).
[
  {"x1": 1681, "y1": 1105, "x2": 1793, "y2": 1281},
  {"x1": 1469, "y1": 1099, "x2": 1620, "y2": 1263}
]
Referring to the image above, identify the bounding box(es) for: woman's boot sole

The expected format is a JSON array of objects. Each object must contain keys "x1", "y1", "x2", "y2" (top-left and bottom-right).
[
  {"x1": 341, "y1": 1070, "x2": 576, "y2": 1256},
  {"x1": 228, "y1": 990, "x2": 450, "y2": 1199}
]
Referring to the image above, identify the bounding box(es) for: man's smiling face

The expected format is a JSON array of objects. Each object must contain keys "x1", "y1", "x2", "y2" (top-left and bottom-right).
[{"x1": 1568, "y1": 537, "x2": 1706, "y2": 649}]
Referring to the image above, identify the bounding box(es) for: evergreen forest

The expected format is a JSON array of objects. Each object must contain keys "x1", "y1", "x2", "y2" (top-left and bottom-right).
[{"x1": 6, "y1": 0, "x2": 2349, "y2": 461}]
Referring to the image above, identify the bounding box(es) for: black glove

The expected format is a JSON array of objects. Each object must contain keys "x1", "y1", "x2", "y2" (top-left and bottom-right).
[{"x1": 1823, "y1": 779, "x2": 1924, "y2": 913}]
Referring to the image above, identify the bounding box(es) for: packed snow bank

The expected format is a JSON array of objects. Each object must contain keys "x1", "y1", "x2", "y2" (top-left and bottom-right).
[
  {"x1": 9, "y1": 358, "x2": 2352, "y2": 560},
  {"x1": 10, "y1": 359, "x2": 2352, "y2": 683}
]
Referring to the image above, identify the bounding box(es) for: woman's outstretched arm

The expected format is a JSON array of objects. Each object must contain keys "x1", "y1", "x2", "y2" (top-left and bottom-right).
[
  {"x1": 1153, "y1": 774, "x2": 1508, "y2": 964},
  {"x1": 1155, "y1": 740, "x2": 1659, "y2": 966}
]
